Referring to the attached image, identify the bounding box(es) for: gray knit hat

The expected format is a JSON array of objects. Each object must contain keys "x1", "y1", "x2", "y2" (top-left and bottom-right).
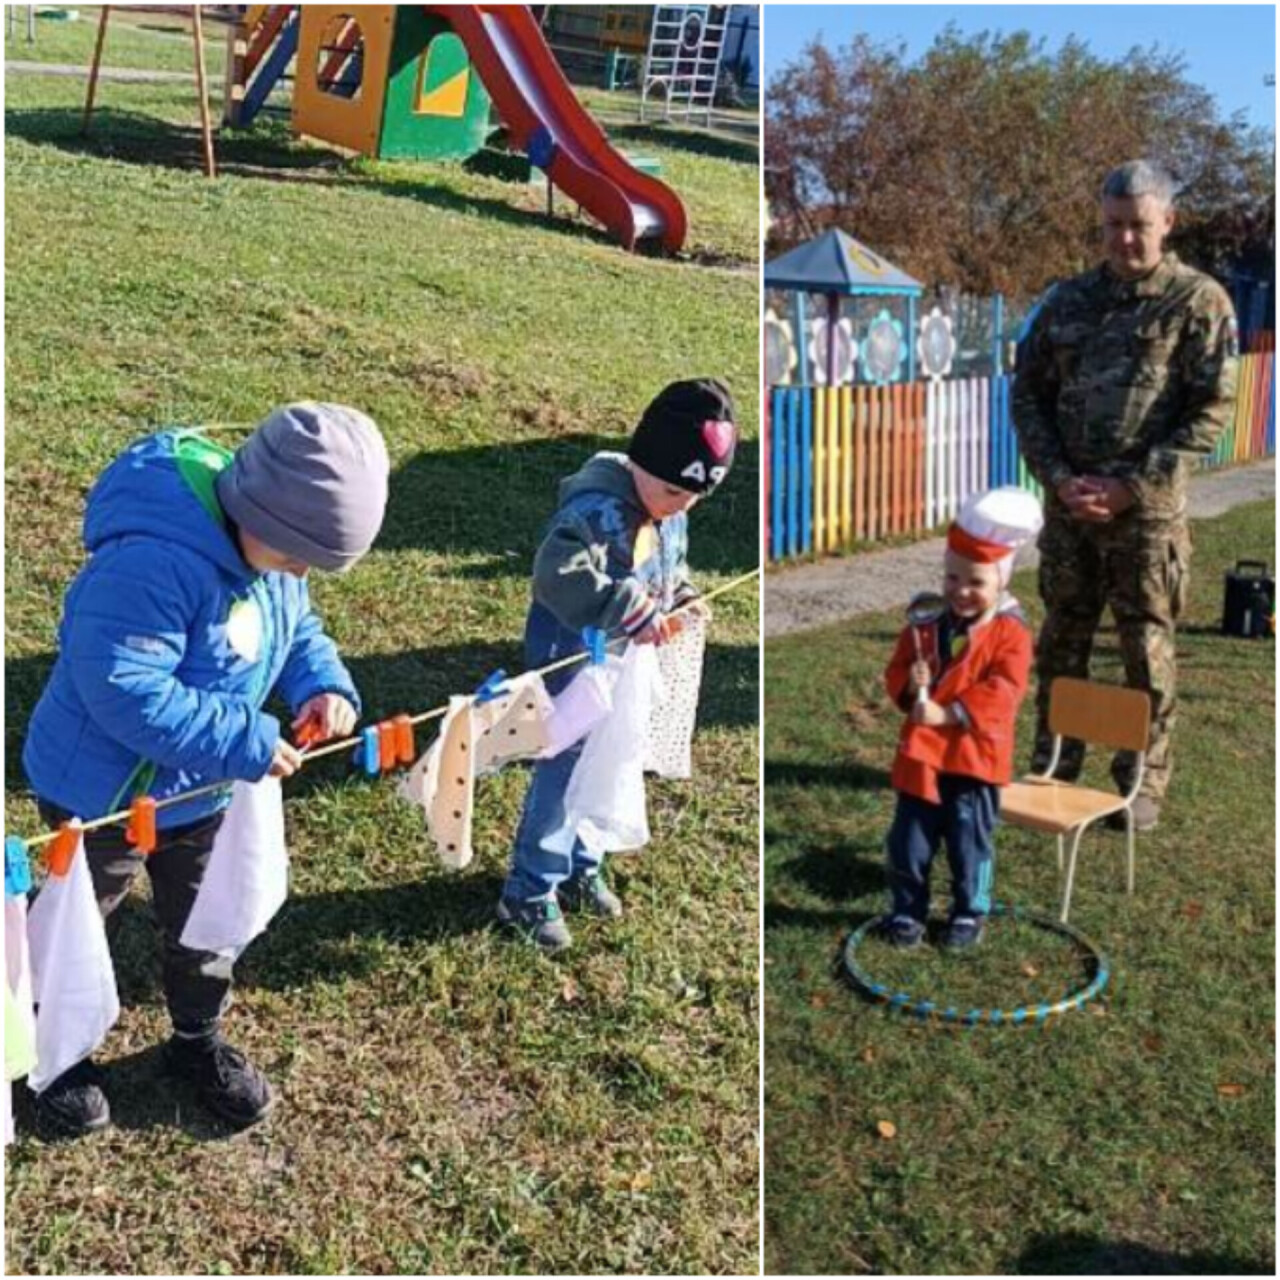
[{"x1": 216, "y1": 402, "x2": 389, "y2": 573}]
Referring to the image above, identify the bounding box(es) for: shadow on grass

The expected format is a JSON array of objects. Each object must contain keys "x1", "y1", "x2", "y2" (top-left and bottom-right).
[
  {"x1": 765, "y1": 759, "x2": 890, "y2": 792},
  {"x1": 383, "y1": 434, "x2": 760, "y2": 581},
  {"x1": 1018, "y1": 1232, "x2": 1274, "y2": 1275},
  {"x1": 4, "y1": 108, "x2": 654, "y2": 252},
  {"x1": 764, "y1": 835, "x2": 886, "y2": 938},
  {"x1": 603, "y1": 121, "x2": 759, "y2": 165}
]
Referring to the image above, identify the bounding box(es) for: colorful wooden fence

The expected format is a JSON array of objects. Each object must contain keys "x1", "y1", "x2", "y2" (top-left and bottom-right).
[{"x1": 766, "y1": 346, "x2": 1275, "y2": 561}]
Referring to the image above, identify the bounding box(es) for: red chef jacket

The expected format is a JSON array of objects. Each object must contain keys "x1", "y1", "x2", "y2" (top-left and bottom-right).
[{"x1": 884, "y1": 599, "x2": 1033, "y2": 804}]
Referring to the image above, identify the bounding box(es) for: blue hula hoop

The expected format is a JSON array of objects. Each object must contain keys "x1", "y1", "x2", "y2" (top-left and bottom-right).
[{"x1": 841, "y1": 901, "x2": 1110, "y2": 1027}]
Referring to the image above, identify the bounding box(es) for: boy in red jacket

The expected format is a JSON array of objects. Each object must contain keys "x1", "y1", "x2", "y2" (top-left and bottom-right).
[{"x1": 883, "y1": 488, "x2": 1043, "y2": 949}]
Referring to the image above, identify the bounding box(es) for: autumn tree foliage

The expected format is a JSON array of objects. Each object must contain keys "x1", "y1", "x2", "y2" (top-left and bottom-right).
[{"x1": 766, "y1": 27, "x2": 1275, "y2": 300}]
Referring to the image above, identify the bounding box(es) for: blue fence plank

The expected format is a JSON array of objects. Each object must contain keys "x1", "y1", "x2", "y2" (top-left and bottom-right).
[
  {"x1": 770, "y1": 388, "x2": 785, "y2": 562},
  {"x1": 783, "y1": 389, "x2": 793, "y2": 555},
  {"x1": 800, "y1": 390, "x2": 812, "y2": 554}
]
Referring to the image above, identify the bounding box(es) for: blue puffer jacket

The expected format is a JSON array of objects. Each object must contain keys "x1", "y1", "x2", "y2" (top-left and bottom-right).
[
  {"x1": 524, "y1": 452, "x2": 693, "y2": 690},
  {"x1": 22, "y1": 430, "x2": 361, "y2": 828}
]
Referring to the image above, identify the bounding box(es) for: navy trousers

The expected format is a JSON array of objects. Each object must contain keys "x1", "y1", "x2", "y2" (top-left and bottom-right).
[{"x1": 885, "y1": 775, "x2": 1000, "y2": 921}]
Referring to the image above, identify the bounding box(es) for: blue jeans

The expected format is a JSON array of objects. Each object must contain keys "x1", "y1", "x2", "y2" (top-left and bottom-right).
[
  {"x1": 503, "y1": 742, "x2": 603, "y2": 903},
  {"x1": 885, "y1": 776, "x2": 999, "y2": 921}
]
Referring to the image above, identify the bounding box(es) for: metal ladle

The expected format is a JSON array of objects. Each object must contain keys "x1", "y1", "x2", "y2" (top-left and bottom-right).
[{"x1": 905, "y1": 591, "x2": 947, "y2": 704}]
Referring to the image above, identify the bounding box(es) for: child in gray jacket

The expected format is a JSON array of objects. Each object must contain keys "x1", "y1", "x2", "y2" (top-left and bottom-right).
[{"x1": 499, "y1": 378, "x2": 737, "y2": 950}]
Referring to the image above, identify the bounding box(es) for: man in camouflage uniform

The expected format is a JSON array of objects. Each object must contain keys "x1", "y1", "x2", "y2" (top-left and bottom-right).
[{"x1": 1013, "y1": 160, "x2": 1238, "y2": 829}]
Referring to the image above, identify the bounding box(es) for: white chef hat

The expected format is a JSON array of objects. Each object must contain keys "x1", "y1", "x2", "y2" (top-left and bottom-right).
[{"x1": 948, "y1": 487, "x2": 1044, "y2": 585}]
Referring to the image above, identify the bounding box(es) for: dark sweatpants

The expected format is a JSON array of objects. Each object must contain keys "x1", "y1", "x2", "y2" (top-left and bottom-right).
[
  {"x1": 37, "y1": 801, "x2": 232, "y2": 1037},
  {"x1": 884, "y1": 775, "x2": 1000, "y2": 922}
]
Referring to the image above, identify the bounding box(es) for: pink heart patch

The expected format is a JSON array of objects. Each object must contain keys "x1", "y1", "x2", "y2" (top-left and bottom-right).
[{"x1": 701, "y1": 419, "x2": 735, "y2": 460}]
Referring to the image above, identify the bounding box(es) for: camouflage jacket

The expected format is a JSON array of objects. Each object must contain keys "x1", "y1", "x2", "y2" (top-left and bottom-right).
[{"x1": 1013, "y1": 253, "x2": 1238, "y2": 520}]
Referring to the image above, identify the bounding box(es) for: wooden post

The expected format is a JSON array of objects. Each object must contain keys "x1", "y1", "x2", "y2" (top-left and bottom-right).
[
  {"x1": 222, "y1": 11, "x2": 244, "y2": 127},
  {"x1": 191, "y1": 5, "x2": 217, "y2": 177},
  {"x1": 82, "y1": 5, "x2": 111, "y2": 137}
]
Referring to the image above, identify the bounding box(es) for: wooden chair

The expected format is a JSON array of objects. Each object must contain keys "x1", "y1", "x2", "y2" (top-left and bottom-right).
[{"x1": 1001, "y1": 677, "x2": 1151, "y2": 923}]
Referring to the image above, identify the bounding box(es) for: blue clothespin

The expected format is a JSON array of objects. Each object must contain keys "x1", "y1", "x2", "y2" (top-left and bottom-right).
[
  {"x1": 357, "y1": 725, "x2": 380, "y2": 776},
  {"x1": 582, "y1": 628, "x2": 607, "y2": 665},
  {"x1": 474, "y1": 669, "x2": 509, "y2": 705},
  {"x1": 5, "y1": 835, "x2": 32, "y2": 898}
]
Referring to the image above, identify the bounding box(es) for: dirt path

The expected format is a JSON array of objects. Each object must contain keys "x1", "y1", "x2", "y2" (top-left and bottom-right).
[{"x1": 765, "y1": 460, "x2": 1275, "y2": 638}]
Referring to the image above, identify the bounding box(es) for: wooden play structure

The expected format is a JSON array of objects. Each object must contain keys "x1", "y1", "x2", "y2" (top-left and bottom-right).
[
  {"x1": 79, "y1": 4, "x2": 687, "y2": 252},
  {"x1": 230, "y1": 5, "x2": 491, "y2": 162}
]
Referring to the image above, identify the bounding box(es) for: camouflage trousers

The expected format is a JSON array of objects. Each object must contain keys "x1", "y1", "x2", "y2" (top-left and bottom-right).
[{"x1": 1032, "y1": 512, "x2": 1191, "y2": 800}]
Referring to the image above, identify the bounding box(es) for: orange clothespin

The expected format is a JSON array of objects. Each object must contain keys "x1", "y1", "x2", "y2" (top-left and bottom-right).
[
  {"x1": 295, "y1": 718, "x2": 325, "y2": 750},
  {"x1": 392, "y1": 714, "x2": 415, "y2": 765},
  {"x1": 125, "y1": 796, "x2": 157, "y2": 855},
  {"x1": 377, "y1": 721, "x2": 398, "y2": 772},
  {"x1": 46, "y1": 819, "x2": 82, "y2": 878}
]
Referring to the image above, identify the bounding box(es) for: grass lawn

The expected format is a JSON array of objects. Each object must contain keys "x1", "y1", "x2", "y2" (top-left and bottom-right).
[
  {"x1": 764, "y1": 499, "x2": 1275, "y2": 1275},
  {"x1": 5, "y1": 17, "x2": 760, "y2": 1275}
]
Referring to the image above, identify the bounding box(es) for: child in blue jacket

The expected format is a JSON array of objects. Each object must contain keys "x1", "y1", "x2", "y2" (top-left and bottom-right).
[
  {"x1": 22, "y1": 402, "x2": 389, "y2": 1137},
  {"x1": 499, "y1": 378, "x2": 738, "y2": 951}
]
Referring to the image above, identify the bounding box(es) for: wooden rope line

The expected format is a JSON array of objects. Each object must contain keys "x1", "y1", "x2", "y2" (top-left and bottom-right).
[{"x1": 18, "y1": 567, "x2": 760, "y2": 851}]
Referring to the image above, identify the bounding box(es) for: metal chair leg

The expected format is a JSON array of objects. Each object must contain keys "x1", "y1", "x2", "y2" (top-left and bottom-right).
[
  {"x1": 1125, "y1": 806, "x2": 1135, "y2": 895},
  {"x1": 1060, "y1": 824, "x2": 1087, "y2": 923},
  {"x1": 1056, "y1": 834, "x2": 1064, "y2": 872}
]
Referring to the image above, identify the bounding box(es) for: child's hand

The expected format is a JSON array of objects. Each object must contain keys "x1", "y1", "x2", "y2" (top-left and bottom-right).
[
  {"x1": 679, "y1": 597, "x2": 712, "y2": 625},
  {"x1": 269, "y1": 738, "x2": 303, "y2": 778},
  {"x1": 292, "y1": 693, "x2": 358, "y2": 745},
  {"x1": 910, "y1": 698, "x2": 952, "y2": 728},
  {"x1": 633, "y1": 614, "x2": 679, "y2": 646},
  {"x1": 908, "y1": 660, "x2": 932, "y2": 693}
]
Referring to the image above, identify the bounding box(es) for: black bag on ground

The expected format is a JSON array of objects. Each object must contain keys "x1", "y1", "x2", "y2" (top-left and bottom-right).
[{"x1": 1221, "y1": 561, "x2": 1274, "y2": 638}]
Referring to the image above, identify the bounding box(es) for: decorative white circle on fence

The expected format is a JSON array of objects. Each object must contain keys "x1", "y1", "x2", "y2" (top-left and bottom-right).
[
  {"x1": 862, "y1": 310, "x2": 905, "y2": 384},
  {"x1": 807, "y1": 315, "x2": 856, "y2": 385},
  {"x1": 918, "y1": 307, "x2": 956, "y2": 380},
  {"x1": 764, "y1": 308, "x2": 797, "y2": 385}
]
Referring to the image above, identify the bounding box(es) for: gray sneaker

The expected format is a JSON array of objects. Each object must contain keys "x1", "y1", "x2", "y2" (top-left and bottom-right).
[
  {"x1": 497, "y1": 896, "x2": 572, "y2": 952},
  {"x1": 563, "y1": 870, "x2": 623, "y2": 919}
]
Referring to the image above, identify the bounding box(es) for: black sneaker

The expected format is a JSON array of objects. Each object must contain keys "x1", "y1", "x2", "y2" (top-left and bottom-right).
[
  {"x1": 34, "y1": 1058, "x2": 111, "y2": 1139},
  {"x1": 163, "y1": 1032, "x2": 274, "y2": 1129},
  {"x1": 943, "y1": 916, "x2": 986, "y2": 950},
  {"x1": 883, "y1": 915, "x2": 926, "y2": 949}
]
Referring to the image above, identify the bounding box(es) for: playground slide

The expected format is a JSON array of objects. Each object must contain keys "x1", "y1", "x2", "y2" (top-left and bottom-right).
[{"x1": 426, "y1": 5, "x2": 688, "y2": 253}]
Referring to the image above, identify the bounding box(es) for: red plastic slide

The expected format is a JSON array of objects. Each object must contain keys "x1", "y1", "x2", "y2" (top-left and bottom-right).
[{"x1": 425, "y1": 4, "x2": 688, "y2": 253}]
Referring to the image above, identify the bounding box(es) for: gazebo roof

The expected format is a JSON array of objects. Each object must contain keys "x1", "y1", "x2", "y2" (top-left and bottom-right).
[{"x1": 765, "y1": 228, "x2": 923, "y2": 296}]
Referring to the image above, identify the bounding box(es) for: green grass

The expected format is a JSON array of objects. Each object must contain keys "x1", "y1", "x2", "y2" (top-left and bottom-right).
[
  {"x1": 5, "y1": 24, "x2": 759, "y2": 1276},
  {"x1": 763, "y1": 499, "x2": 1275, "y2": 1275}
]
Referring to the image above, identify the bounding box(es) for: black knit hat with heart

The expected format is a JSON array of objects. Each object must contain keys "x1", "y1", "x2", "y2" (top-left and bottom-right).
[{"x1": 628, "y1": 378, "x2": 737, "y2": 495}]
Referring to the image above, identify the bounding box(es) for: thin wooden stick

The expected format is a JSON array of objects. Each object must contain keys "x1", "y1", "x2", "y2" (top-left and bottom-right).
[
  {"x1": 82, "y1": 5, "x2": 111, "y2": 137},
  {"x1": 191, "y1": 4, "x2": 216, "y2": 178},
  {"x1": 19, "y1": 568, "x2": 760, "y2": 851}
]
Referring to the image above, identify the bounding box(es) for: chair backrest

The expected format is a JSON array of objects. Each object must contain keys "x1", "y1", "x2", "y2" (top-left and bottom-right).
[{"x1": 1048, "y1": 677, "x2": 1151, "y2": 754}]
